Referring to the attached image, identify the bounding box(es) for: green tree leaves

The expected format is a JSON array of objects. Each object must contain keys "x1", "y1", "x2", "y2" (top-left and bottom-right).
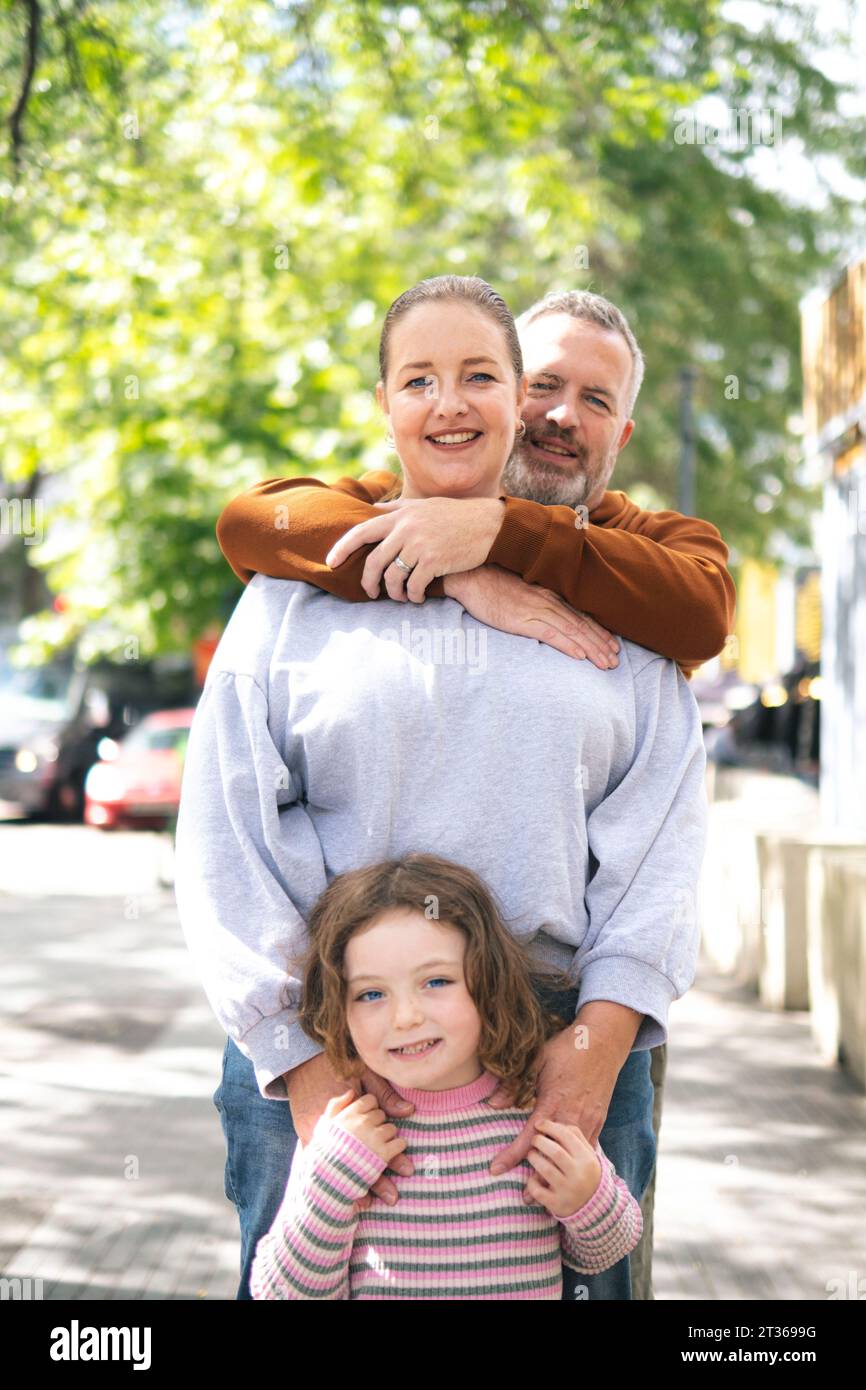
[{"x1": 1, "y1": 0, "x2": 863, "y2": 657}]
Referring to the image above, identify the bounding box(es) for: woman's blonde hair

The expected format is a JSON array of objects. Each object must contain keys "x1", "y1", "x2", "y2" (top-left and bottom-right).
[{"x1": 291, "y1": 852, "x2": 577, "y2": 1109}]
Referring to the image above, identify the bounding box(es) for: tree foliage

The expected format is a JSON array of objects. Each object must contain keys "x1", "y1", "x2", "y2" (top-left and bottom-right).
[{"x1": 1, "y1": 0, "x2": 864, "y2": 659}]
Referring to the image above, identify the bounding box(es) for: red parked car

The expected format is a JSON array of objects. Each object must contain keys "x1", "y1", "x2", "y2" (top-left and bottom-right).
[{"x1": 84, "y1": 708, "x2": 195, "y2": 830}]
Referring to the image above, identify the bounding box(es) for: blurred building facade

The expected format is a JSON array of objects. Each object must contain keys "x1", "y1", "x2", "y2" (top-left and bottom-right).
[
  {"x1": 730, "y1": 556, "x2": 822, "y2": 687},
  {"x1": 802, "y1": 247, "x2": 866, "y2": 833}
]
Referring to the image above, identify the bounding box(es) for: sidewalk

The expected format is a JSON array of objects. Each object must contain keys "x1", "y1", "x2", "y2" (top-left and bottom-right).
[
  {"x1": 2, "y1": 880, "x2": 865, "y2": 1299},
  {"x1": 654, "y1": 960, "x2": 866, "y2": 1301},
  {"x1": 0, "y1": 888, "x2": 238, "y2": 1300}
]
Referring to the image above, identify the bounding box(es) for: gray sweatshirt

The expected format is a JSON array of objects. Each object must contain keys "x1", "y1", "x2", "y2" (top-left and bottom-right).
[{"x1": 174, "y1": 574, "x2": 708, "y2": 1100}]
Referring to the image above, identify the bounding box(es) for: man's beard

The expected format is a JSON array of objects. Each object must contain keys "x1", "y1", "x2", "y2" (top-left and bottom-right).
[{"x1": 500, "y1": 432, "x2": 615, "y2": 509}]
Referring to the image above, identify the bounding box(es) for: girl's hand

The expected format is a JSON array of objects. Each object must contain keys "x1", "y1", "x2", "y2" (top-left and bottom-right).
[
  {"x1": 523, "y1": 1117, "x2": 604, "y2": 1218},
  {"x1": 320, "y1": 1089, "x2": 409, "y2": 1166}
]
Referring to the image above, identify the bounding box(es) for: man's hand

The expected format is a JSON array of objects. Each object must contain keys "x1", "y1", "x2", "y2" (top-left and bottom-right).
[
  {"x1": 285, "y1": 1053, "x2": 416, "y2": 1210},
  {"x1": 485, "y1": 1003, "x2": 641, "y2": 1199},
  {"x1": 444, "y1": 566, "x2": 620, "y2": 670},
  {"x1": 324, "y1": 496, "x2": 506, "y2": 601}
]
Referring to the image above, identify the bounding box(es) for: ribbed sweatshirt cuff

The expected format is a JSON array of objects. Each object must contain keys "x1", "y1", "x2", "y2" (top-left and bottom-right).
[
  {"x1": 575, "y1": 956, "x2": 678, "y2": 1051},
  {"x1": 556, "y1": 1149, "x2": 617, "y2": 1229},
  {"x1": 486, "y1": 495, "x2": 554, "y2": 575},
  {"x1": 303, "y1": 1120, "x2": 389, "y2": 1201},
  {"x1": 239, "y1": 1009, "x2": 326, "y2": 1100}
]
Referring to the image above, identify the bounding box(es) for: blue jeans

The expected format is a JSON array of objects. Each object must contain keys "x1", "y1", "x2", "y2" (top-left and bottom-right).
[
  {"x1": 213, "y1": 985, "x2": 656, "y2": 1300},
  {"x1": 535, "y1": 983, "x2": 657, "y2": 1300}
]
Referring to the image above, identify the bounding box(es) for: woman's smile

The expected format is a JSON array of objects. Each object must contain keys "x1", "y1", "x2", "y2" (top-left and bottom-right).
[{"x1": 425, "y1": 429, "x2": 484, "y2": 453}]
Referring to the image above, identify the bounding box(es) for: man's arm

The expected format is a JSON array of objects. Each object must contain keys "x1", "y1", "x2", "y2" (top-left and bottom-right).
[
  {"x1": 485, "y1": 491, "x2": 736, "y2": 672},
  {"x1": 215, "y1": 474, "x2": 735, "y2": 670},
  {"x1": 173, "y1": 666, "x2": 329, "y2": 1100},
  {"x1": 216, "y1": 470, "x2": 400, "y2": 593},
  {"x1": 573, "y1": 1000, "x2": 643, "y2": 1076},
  {"x1": 576, "y1": 651, "x2": 708, "y2": 1051}
]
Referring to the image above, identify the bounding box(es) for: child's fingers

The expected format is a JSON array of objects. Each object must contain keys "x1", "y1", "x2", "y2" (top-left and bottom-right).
[
  {"x1": 534, "y1": 1117, "x2": 592, "y2": 1153},
  {"x1": 323, "y1": 1089, "x2": 360, "y2": 1117},
  {"x1": 353, "y1": 1092, "x2": 386, "y2": 1114},
  {"x1": 339, "y1": 1090, "x2": 376, "y2": 1108},
  {"x1": 374, "y1": 1119, "x2": 402, "y2": 1140},
  {"x1": 526, "y1": 1146, "x2": 562, "y2": 1181},
  {"x1": 528, "y1": 1137, "x2": 571, "y2": 1178},
  {"x1": 330, "y1": 1091, "x2": 380, "y2": 1119},
  {"x1": 523, "y1": 1173, "x2": 552, "y2": 1205}
]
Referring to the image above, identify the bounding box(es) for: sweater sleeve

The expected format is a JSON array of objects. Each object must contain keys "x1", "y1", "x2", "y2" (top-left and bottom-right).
[
  {"x1": 575, "y1": 652, "x2": 708, "y2": 1051},
  {"x1": 249, "y1": 1122, "x2": 388, "y2": 1300},
  {"x1": 214, "y1": 476, "x2": 735, "y2": 674},
  {"x1": 173, "y1": 668, "x2": 330, "y2": 1100},
  {"x1": 557, "y1": 1143, "x2": 643, "y2": 1276},
  {"x1": 215, "y1": 470, "x2": 422, "y2": 599},
  {"x1": 485, "y1": 494, "x2": 736, "y2": 675}
]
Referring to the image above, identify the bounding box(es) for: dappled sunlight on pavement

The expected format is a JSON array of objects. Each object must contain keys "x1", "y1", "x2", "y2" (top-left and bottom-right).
[
  {"x1": 1, "y1": 886, "x2": 241, "y2": 1300},
  {"x1": 655, "y1": 959, "x2": 866, "y2": 1300}
]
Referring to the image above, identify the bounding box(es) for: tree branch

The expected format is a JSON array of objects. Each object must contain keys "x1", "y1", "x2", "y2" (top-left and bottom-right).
[{"x1": 9, "y1": 0, "x2": 41, "y2": 177}]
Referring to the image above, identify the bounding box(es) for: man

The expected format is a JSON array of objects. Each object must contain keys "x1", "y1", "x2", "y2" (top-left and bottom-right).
[{"x1": 188, "y1": 290, "x2": 735, "y2": 1300}]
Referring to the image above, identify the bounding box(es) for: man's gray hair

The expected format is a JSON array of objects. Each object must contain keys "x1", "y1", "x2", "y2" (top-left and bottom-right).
[{"x1": 516, "y1": 290, "x2": 645, "y2": 419}]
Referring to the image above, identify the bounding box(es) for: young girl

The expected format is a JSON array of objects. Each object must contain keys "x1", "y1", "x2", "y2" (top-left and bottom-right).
[{"x1": 250, "y1": 853, "x2": 643, "y2": 1300}]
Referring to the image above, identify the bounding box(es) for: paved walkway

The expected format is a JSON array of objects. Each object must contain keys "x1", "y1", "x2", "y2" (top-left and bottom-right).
[
  {"x1": 654, "y1": 962, "x2": 866, "y2": 1301},
  {"x1": 1, "y1": 827, "x2": 864, "y2": 1300}
]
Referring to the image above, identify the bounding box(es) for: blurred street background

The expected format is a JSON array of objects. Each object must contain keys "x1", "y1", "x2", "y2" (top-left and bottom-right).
[{"x1": 2, "y1": 0, "x2": 866, "y2": 1303}]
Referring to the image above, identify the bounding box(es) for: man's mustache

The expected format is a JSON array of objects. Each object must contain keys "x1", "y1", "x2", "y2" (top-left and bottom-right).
[{"x1": 524, "y1": 427, "x2": 586, "y2": 459}]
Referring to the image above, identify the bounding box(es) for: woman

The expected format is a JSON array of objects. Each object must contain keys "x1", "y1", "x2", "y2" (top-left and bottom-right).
[{"x1": 174, "y1": 275, "x2": 708, "y2": 1301}]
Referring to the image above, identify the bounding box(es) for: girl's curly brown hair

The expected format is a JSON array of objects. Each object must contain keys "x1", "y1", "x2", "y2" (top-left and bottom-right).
[{"x1": 290, "y1": 852, "x2": 578, "y2": 1109}]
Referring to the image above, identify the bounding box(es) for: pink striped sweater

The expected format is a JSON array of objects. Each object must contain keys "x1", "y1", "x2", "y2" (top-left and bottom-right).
[{"x1": 249, "y1": 1069, "x2": 642, "y2": 1300}]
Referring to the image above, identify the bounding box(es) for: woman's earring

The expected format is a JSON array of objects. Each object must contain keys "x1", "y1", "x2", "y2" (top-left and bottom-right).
[
  {"x1": 385, "y1": 431, "x2": 396, "y2": 451},
  {"x1": 516, "y1": 420, "x2": 526, "y2": 438}
]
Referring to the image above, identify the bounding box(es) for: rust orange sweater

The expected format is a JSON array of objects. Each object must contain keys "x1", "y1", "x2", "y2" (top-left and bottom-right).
[{"x1": 215, "y1": 470, "x2": 736, "y2": 679}]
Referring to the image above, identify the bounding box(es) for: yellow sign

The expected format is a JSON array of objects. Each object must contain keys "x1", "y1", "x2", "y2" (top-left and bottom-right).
[{"x1": 734, "y1": 559, "x2": 778, "y2": 684}]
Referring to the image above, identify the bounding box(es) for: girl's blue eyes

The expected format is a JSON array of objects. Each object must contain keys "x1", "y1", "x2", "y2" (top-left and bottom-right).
[
  {"x1": 404, "y1": 373, "x2": 495, "y2": 389},
  {"x1": 355, "y1": 978, "x2": 452, "y2": 1003}
]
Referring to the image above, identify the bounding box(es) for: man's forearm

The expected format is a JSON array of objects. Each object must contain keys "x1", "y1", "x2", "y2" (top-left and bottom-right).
[
  {"x1": 485, "y1": 494, "x2": 735, "y2": 666},
  {"x1": 216, "y1": 475, "x2": 399, "y2": 594},
  {"x1": 283, "y1": 1050, "x2": 349, "y2": 1143},
  {"x1": 283, "y1": 1048, "x2": 337, "y2": 1101},
  {"x1": 574, "y1": 1000, "x2": 643, "y2": 1071}
]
